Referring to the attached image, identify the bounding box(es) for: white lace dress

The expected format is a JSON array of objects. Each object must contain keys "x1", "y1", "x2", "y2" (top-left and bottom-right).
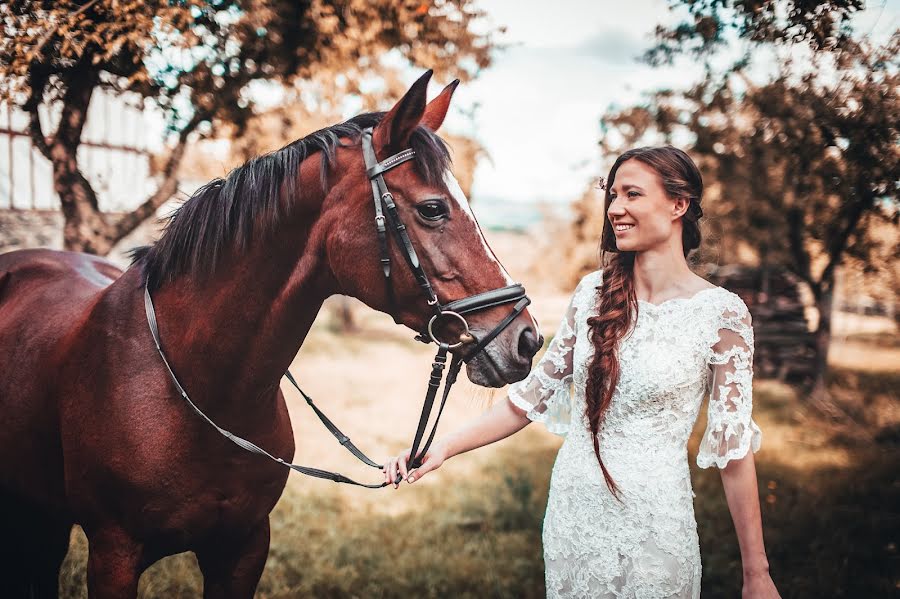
[{"x1": 508, "y1": 270, "x2": 761, "y2": 598}]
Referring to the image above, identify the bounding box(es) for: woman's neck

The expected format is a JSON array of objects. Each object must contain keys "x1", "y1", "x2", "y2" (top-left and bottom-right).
[{"x1": 631, "y1": 242, "x2": 697, "y2": 302}]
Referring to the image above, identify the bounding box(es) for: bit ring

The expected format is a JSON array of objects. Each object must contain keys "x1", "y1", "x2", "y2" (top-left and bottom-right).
[{"x1": 427, "y1": 311, "x2": 472, "y2": 349}]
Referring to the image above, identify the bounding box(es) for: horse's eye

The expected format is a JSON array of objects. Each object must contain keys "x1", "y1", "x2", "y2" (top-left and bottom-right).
[{"x1": 416, "y1": 201, "x2": 448, "y2": 221}]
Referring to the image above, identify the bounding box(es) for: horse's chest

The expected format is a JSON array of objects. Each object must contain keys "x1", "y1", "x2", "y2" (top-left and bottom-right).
[
  {"x1": 169, "y1": 429, "x2": 293, "y2": 534},
  {"x1": 140, "y1": 452, "x2": 291, "y2": 544}
]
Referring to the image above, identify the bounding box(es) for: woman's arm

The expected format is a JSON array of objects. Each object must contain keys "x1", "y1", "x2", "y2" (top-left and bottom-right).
[
  {"x1": 719, "y1": 451, "x2": 780, "y2": 598},
  {"x1": 384, "y1": 398, "x2": 530, "y2": 486},
  {"x1": 384, "y1": 272, "x2": 595, "y2": 487}
]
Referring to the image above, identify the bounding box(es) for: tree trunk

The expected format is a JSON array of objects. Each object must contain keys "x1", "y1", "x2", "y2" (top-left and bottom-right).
[
  {"x1": 52, "y1": 144, "x2": 114, "y2": 254},
  {"x1": 40, "y1": 65, "x2": 114, "y2": 254},
  {"x1": 33, "y1": 76, "x2": 193, "y2": 256},
  {"x1": 808, "y1": 281, "x2": 856, "y2": 425},
  {"x1": 810, "y1": 285, "x2": 833, "y2": 400}
]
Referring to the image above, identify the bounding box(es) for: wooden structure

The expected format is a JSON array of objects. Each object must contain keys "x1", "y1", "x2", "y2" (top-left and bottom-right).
[
  {"x1": 0, "y1": 91, "x2": 154, "y2": 211},
  {"x1": 702, "y1": 264, "x2": 816, "y2": 384}
]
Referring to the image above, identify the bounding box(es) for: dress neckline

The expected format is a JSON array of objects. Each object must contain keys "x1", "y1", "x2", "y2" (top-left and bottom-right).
[{"x1": 636, "y1": 285, "x2": 722, "y2": 309}]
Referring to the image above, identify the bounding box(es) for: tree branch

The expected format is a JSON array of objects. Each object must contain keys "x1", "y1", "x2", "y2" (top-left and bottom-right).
[
  {"x1": 786, "y1": 204, "x2": 815, "y2": 291},
  {"x1": 106, "y1": 110, "x2": 209, "y2": 244},
  {"x1": 29, "y1": 0, "x2": 101, "y2": 61},
  {"x1": 23, "y1": 70, "x2": 52, "y2": 160},
  {"x1": 54, "y1": 62, "x2": 98, "y2": 148},
  {"x1": 818, "y1": 188, "x2": 876, "y2": 293}
]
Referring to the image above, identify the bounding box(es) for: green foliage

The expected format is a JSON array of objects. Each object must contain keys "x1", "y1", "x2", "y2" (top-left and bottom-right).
[{"x1": 645, "y1": 0, "x2": 865, "y2": 65}]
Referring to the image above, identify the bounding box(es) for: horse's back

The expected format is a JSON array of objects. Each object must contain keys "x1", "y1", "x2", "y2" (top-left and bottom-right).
[
  {"x1": 0, "y1": 249, "x2": 122, "y2": 507},
  {"x1": 0, "y1": 249, "x2": 121, "y2": 361}
]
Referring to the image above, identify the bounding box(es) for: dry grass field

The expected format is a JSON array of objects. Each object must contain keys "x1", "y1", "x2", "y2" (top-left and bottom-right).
[{"x1": 55, "y1": 231, "x2": 899, "y2": 598}]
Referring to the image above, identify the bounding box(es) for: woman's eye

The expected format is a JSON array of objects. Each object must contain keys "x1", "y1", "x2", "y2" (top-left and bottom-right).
[
  {"x1": 627, "y1": 191, "x2": 641, "y2": 198},
  {"x1": 416, "y1": 201, "x2": 448, "y2": 221}
]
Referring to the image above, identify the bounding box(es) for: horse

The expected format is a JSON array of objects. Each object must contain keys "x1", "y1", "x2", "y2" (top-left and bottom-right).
[{"x1": 0, "y1": 71, "x2": 541, "y2": 598}]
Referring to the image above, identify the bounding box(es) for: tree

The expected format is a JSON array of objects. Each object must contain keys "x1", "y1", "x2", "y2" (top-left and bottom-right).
[
  {"x1": 644, "y1": 0, "x2": 864, "y2": 66},
  {"x1": 596, "y1": 29, "x2": 898, "y2": 404},
  {"x1": 0, "y1": 0, "x2": 496, "y2": 254}
]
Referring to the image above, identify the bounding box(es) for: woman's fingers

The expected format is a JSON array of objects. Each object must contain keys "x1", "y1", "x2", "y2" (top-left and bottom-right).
[
  {"x1": 384, "y1": 449, "x2": 419, "y2": 488},
  {"x1": 384, "y1": 458, "x2": 397, "y2": 488},
  {"x1": 391, "y1": 458, "x2": 401, "y2": 489},
  {"x1": 398, "y1": 452, "x2": 410, "y2": 481},
  {"x1": 407, "y1": 455, "x2": 438, "y2": 484}
]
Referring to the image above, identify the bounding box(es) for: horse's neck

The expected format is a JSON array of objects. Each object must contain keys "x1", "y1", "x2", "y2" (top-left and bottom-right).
[{"x1": 141, "y1": 173, "x2": 337, "y2": 405}]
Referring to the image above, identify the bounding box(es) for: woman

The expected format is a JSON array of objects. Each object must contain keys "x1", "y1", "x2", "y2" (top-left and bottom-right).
[{"x1": 385, "y1": 147, "x2": 780, "y2": 598}]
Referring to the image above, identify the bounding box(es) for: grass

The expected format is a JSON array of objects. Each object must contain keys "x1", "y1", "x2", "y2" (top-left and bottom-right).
[{"x1": 57, "y1": 336, "x2": 899, "y2": 598}]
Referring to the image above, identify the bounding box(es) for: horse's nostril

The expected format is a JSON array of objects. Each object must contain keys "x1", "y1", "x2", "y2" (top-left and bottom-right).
[{"x1": 518, "y1": 326, "x2": 541, "y2": 360}]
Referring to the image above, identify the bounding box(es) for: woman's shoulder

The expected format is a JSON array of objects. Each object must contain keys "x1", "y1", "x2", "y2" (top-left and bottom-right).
[
  {"x1": 698, "y1": 285, "x2": 753, "y2": 335},
  {"x1": 704, "y1": 285, "x2": 750, "y2": 314},
  {"x1": 575, "y1": 269, "x2": 603, "y2": 293}
]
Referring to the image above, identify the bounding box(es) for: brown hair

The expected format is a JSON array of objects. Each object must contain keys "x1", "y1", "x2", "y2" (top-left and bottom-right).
[{"x1": 585, "y1": 146, "x2": 704, "y2": 496}]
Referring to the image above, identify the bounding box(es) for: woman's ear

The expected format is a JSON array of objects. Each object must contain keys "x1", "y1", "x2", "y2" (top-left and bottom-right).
[{"x1": 672, "y1": 197, "x2": 690, "y2": 220}]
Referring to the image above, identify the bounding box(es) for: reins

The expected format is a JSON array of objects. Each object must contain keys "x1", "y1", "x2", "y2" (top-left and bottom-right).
[{"x1": 142, "y1": 127, "x2": 530, "y2": 488}]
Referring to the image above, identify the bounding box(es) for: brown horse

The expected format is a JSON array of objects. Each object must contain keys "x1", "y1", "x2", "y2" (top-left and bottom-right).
[{"x1": 0, "y1": 72, "x2": 541, "y2": 598}]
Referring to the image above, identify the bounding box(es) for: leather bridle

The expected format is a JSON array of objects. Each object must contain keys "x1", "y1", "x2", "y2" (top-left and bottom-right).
[{"x1": 143, "y1": 126, "x2": 531, "y2": 488}]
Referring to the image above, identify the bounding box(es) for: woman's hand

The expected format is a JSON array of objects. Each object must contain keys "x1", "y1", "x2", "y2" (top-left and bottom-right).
[
  {"x1": 383, "y1": 442, "x2": 448, "y2": 488},
  {"x1": 381, "y1": 397, "x2": 530, "y2": 489},
  {"x1": 742, "y1": 570, "x2": 780, "y2": 598}
]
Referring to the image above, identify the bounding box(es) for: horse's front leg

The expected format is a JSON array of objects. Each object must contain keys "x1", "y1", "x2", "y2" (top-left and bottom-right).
[
  {"x1": 196, "y1": 518, "x2": 271, "y2": 599},
  {"x1": 86, "y1": 526, "x2": 144, "y2": 599}
]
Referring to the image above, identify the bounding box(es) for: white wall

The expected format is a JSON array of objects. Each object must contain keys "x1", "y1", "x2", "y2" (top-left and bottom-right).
[{"x1": 0, "y1": 89, "x2": 156, "y2": 211}]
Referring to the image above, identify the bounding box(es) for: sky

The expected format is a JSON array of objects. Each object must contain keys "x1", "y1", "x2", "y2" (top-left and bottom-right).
[{"x1": 428, "y1": 0, "x2": 900, "y2": 208}]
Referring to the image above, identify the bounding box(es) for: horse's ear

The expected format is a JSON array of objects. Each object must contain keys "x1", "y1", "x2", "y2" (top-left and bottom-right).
[
  {"x1": 373, "y1": 70, "x2": 432, "y2": 151},
  {"x1": 420, "y1": 79, "x2": 460, "y2": 132}
]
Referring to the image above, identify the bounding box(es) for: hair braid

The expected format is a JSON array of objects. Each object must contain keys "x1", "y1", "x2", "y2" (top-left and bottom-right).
[{"x1": 585, "y1": 252, "x2": 634, "y2": 498}]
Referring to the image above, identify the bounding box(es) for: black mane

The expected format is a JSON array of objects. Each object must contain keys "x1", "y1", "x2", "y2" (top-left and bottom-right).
[{"x1": 130, "y1": 112, "x2": 452, "y2": 290}]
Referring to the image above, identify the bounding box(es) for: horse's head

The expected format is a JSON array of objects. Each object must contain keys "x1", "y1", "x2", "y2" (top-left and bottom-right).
[{"x1": 322, "y1": 71, "x2": 541, "y2": 387}]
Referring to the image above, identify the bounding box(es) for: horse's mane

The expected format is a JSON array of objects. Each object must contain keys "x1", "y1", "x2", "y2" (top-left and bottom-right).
[{"x1": 130, "y1": 112, "x2": 452, "y2": 290}]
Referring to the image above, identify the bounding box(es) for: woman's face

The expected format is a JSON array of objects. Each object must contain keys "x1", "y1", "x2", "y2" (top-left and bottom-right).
[{"x1": 607, "y1": 159, "x2": 687, "y2": 253}]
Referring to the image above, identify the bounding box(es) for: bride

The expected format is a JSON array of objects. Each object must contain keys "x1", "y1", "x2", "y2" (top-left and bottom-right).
[{"x1": 385, "y1": 146, "x2": 780, "y2": 598}]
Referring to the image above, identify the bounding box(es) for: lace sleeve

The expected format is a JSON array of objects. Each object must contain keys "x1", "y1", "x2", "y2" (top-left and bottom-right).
[
  {"x1": 697, "y1": 294, "x2": 762, "y2": 469},
  {"x1": 506, "y1": 279, "x2": 583, "y2": 437}
]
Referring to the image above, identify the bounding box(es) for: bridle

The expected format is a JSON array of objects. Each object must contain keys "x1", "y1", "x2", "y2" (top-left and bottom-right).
[{"x1": 143, "y1": 126, "x2": 530, "y2": 488}]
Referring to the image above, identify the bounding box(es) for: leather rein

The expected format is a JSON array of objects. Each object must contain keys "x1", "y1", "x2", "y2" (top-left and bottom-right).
[{"x1": 143, "y1": 127, "x2": 530, "y2": 488}]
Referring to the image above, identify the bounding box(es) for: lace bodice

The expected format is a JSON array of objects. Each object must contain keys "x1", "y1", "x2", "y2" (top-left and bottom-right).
[{"x1": 507, "y1": 270, "x2": 761, "y2": 598}]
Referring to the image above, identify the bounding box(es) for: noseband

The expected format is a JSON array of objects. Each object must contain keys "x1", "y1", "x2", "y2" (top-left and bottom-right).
[{"x1": 143, "y1": 127, "x2": 530, "y2": 488}]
